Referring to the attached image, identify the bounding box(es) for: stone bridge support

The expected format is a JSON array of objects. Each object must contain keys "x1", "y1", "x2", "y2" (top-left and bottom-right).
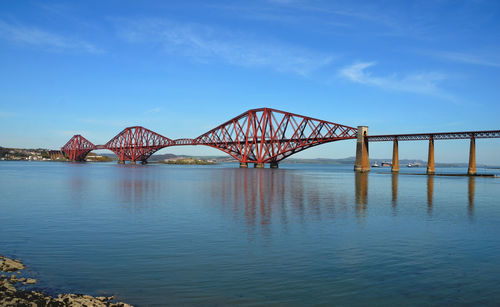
[
  {"x1": 354, "y1": 126, "x2": 370, "y2": 172},
  {"x1": 391, "y1": 139, "x2": 399, "y2": 173},
  {"x1": 468, "y1": 136, "x2": 476, "y2": 176},
  {"x1": 427, "y1": 137, "x2": 435, "y2": 175}
]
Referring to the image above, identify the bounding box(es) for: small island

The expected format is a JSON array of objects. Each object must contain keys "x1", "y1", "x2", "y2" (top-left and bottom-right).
[{"x1": 159, "y1": 158, "x2": 216, "y2": 165}]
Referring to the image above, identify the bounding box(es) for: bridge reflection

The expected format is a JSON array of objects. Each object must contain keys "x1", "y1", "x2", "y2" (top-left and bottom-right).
[
  {"x1": 427, "y1": 175, "x2": 434, "y2": 214},
  {"x1": 204, "y1": 168, "x2": 346, "y2": 238},
  {"x1": 65, "y1": 166, "x2": 480, "y2": 230},
  {"x1": 355, "y1": 172, "x2": 368, "y2": 219},
  {"x1": 468, "y1": 176, "x2": 475, "y2": 219},
  {"x1": 392, "y1": 173, "x2": 398, "y2": 212}
]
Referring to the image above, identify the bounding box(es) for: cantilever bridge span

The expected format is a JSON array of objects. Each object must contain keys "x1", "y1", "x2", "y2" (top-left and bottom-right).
[
  {"x1": 61, "y1": 108, "x2": 358, "y2": 167},
  {"x1": 61, "y1": 107, "x2": 499, "y2": 172}
]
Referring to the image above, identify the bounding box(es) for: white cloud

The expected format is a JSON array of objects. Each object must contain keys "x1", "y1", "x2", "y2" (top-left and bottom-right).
[
  {"x1": 339, "y1": 62, "x2": 453, "y2": 100},
  {"x1": 431, "y1": 51, "x2": 500, "y2": 68},
  {"x1": 116, "y1": 18, "x2": 334, "y2": 76},
  {"x1": 0, "y1": 20, "x2": 101, "y2": 53}
]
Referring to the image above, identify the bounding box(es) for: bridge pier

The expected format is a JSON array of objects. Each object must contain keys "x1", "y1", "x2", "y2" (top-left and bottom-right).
[
  {"x1": 118, "y1": 160, "x2": 125, "y2": 164},
  {"x1": 391, "y1": 139, "x2": 399, "y2": 173},
  {"x1": 427, "y1": 137, "x2": 435, "y2": 175},
  {"x1": 141, "y1": 160, "x2": 148, "y2": 165},
  {"x1": 130, "y1": 161, "x2": 136, "y2": 164},
  {"x1": 270, "y1": 162, "x2": 279, "y2": 168},
  {"x1": 468, "y1": 136, "x2": 476, "y2": 176},
  {"x1": 239, "y1": 162, "x2": 248, "y2": 168},
  {"x1": 354, "y1": 126, "x2": 370, "y2": 172},
  {"x1": 254, "y1": 163, "x2": 265, "y2": 168}
]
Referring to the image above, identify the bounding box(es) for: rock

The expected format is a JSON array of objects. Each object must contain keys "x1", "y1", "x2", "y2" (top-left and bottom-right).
[
  {"x1": 0, "y1": 279, "x2": 16, "y2": 293},
  {"x1": 0, "y1": 255, "x2": 26, "y2": 272},
  {"x1": 0, "y1": 253, "x2": 134, "y2": 306}
]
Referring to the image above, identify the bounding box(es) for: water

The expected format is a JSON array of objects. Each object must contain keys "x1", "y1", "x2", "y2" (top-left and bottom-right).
[{"x1": 1, "y1": 161, "x2": 500, "y2": 306}]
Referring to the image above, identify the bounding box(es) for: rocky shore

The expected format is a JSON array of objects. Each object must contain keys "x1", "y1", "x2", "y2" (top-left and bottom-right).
[{"x1": 0, "y1": 254, "x2": 133, "y2": 306}]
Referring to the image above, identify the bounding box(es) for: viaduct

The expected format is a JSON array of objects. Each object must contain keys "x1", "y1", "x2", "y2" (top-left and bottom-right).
[{"x1": 59, "y1": 108, "x2": 500, "y2": 175}]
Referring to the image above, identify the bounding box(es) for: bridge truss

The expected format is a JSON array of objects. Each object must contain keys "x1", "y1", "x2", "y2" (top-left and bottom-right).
[{"x1": 60, "y1": 108, "x2": 358, "y2": 164}]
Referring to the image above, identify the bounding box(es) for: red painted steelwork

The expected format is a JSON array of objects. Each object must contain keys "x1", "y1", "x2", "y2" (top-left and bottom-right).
[
  {"x1": 193, "y1": 108, "x2": 358, "y2": 163},
  {"x1": 60, "y1": 108, "x2": 358, "y2": 163},
  {"x1": 105, "y1": 126, "x2": 173, "y2": 162},
  {"x1": 61, "y1": 135, "x2": 96, "y2": 161},
  {"x1": 173, "y1": 139, "x2": 196, "y2": 145},
  {"x1": 61, "y1": 109, "x2": 500, "y2": 164}
]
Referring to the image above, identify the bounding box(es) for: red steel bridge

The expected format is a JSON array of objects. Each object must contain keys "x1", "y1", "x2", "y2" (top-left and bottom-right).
[
  {"x1": 61, "y1": 107, "x2": 500, "y2": 173},
  {"x1": 62, "y1": 108, "x2": 358, "y2": 168}
]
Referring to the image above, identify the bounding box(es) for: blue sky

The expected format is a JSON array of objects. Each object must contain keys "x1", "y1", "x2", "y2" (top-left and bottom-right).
[{"x1": 0, "y1": 0, "x2": 499, "y2": 164}]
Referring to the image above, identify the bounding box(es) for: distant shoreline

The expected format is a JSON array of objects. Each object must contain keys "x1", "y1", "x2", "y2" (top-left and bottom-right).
[{"x1": 0, "y1": 159, "x2": 499, "y2": 169}]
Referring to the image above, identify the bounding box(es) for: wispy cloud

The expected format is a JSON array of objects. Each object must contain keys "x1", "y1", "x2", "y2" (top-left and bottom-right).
[
  {"x1": 429, "y1": 51, "x2": 500, "y2": 68},
  {"x1": 116, "y1": 18, "x2": 334, "y2": 76},
  {"x1": 0, "y1": 20, "x2": 102, "y2": 53},
  {"x1": 145, "y1": 107, "x2": 162, "y2": 114},
  {"x1": 339, "y1": 62, "x2": 453, "y2": 100}
]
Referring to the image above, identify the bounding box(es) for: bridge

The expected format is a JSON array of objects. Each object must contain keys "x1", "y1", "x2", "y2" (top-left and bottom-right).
[
  {"x1": 61, "y1": 107, "x2": 499, "y2": 175},
  {"x1": 62, "y1": 108, "x2": 358, "y2": 168}
]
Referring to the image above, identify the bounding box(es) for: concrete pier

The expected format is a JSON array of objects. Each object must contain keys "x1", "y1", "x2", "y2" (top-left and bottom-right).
[
  {"x1": 254, "y1": 163, "x2": 265, "y2": 168},
  {"x1": 468, "y1": 136, "x2": 476, "y2": 176},
  {"x1": 270, "y1": 162, "x2": 279, "y2": 168},
  {"x1": 130, "y1": 161, "x2": 136, "y2": 164},
  {"x1": 354, "y1": 126, "x2": 370, "y2": 172},
  {"x1": 239, "y1": 162, "x2": 248, "y2": 168},
  {"x1": 391, "y1": 139, "x2": 399, "y2": 173},
  {"x1": 118, "y1": 160, "x2": 125, "y2": 164},
  {"x1": 427, "y1": 137, "x2": 435, "y2": 175}
]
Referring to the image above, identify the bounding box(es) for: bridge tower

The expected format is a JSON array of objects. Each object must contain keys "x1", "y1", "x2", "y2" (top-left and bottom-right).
[{"x1": 354, "y1": 126, "x2": 370, "y2": 172}]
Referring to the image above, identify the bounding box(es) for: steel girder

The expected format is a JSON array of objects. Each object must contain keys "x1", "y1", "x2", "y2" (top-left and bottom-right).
[{"x1": 367, "y1": 130, "x2": 500, "y2": 142}]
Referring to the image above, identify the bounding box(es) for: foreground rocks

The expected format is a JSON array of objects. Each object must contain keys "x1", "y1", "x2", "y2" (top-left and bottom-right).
[
  {"x1": 0, "y1": 255, "x2": 25, "y2": 272},
  {"x1": 0, "y1": 254, "x2": 133, "y2": 306}
]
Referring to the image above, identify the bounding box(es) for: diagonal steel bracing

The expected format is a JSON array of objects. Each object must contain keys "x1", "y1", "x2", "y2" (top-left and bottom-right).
[{"x1": 61, "y1": 108, "x2": 358, "y2": 163}]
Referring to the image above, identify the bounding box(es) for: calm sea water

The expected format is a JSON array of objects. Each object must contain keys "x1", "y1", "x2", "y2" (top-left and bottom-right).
[{"x1": 1, "y1": 161, "x2": 500, "y2": 306}]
